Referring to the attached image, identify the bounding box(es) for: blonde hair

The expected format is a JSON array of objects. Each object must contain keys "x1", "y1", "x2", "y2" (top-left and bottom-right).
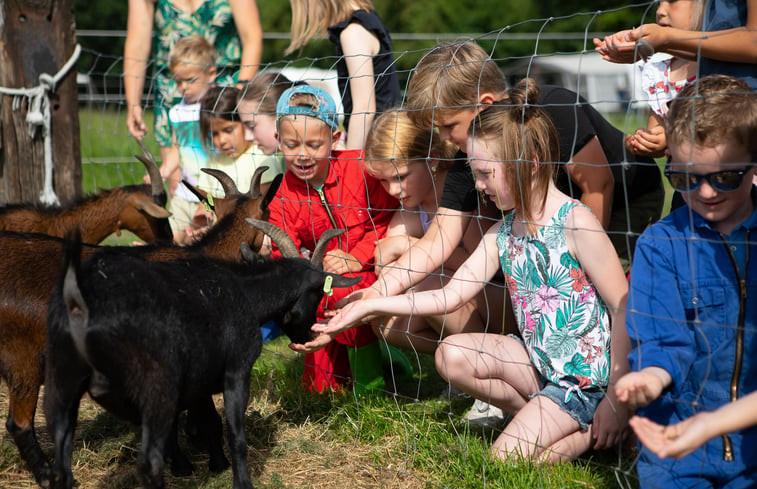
[
  {"x1": 286, "y1": 0, "x2": 376, "y2": 55},
  {"x1": 364, "y1": 109, "x2": 457, "y2": 176},
  {"x1": 169, "y1": 35, "x2": 215, "y2": 72},
  {"x1": 407, "y1": 40, "x2": 508, "y2": 128},
  {"x1": 240, "y1": 72, "x2": 296, "y2": 116},
  {"x1": 469, "y1": 79, "x2": 558, "y2": 230},
  {"x1": 666, "y1": 74, "x2": 757, "y2": 161}
]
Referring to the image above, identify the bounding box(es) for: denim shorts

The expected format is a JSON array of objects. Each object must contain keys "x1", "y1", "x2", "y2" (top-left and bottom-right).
[{"x1": 531, "y1": 378, "x2": 605, "y2": 431}]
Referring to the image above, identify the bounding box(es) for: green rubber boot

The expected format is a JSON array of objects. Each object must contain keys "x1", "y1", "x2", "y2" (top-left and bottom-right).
[
  {"x1": 380, "y1": 342, "x2": 414, "y2": 381},
  {"x1": 348, "y1": 342, "x2": 386, "y2": 395}
]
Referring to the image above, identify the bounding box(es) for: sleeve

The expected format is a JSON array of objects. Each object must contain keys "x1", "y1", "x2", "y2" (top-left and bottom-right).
[
  {"x1": 347, "y1": 172, "x2": 398, "y2": 266},
  {"x1": 626, "y1": 227, "x2": 697, "y2": 392},
  {"x1": 439, "y1": 151, "x2": 478, "y2": 212},
  {"x1": 266, "y1": 181, "x2": 303, "y2": 260}
]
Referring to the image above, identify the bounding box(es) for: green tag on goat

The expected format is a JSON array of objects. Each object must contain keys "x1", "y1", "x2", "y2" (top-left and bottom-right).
[
  {"x1": 323, "y1": 275, "x2": 334, "y2": 297},
  {"x1": 204, "y1": 193, "x2": 215, "y2": 212}
]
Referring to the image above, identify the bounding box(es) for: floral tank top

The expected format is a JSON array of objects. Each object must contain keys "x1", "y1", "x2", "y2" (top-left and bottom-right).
[{"x1": 497, "y1": 201, "x2": 611, "y2": 399}]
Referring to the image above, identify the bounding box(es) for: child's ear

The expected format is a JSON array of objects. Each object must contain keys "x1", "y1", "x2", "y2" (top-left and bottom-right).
[
  {"x1": 208, "y1": 66, "x2": 218, "y2": 83},
  {"x1": 478, "y1": 92, "x2": 498, "y2": 106},
  {"x1": 331, "y1": 130, "x2": 342, "y2": 150}
]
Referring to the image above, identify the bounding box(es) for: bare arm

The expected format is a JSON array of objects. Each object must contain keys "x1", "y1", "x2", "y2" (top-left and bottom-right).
[
  {"x1": 566, "y1": 136, "x2": 614, "y2": 229},
  {"x1": 340, "y1": 23, "x2": 380, "y2": 150},
  {"x1": 566, "y1": 204, "x2": 630, "y2": 448},
  {"x1": 229, "y1": 0, "x2": 263, "y2": 82},
  {"x1": 124, "y1": 0, "x2": 155, "y2": 139}
]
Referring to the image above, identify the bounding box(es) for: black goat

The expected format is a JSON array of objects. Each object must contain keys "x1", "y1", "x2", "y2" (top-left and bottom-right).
[
  {"x1": 0, "y1": 167, "x2": 280, "y2": 488},
  {"x1": 44, "y1": 220, "x2": 359, "y2": 489}
]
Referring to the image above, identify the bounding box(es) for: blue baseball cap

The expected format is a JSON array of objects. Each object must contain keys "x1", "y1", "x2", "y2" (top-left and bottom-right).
[{"x1": 276, "y1": 85, "x2": 339, "y2": 131}]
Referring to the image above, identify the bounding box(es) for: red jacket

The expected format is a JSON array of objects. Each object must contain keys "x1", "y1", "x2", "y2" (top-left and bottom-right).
[{"x1": 268, "y1": 150, "x2": 398, "y2": 317}]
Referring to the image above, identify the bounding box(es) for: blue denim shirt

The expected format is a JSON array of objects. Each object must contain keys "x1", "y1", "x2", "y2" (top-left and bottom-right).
[{"x1": 627, "y1": 191, "x2": 757, "y2": 469}]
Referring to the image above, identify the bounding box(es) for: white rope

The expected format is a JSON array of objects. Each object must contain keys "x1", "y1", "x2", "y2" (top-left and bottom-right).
[{"x1": 0, "y1": 44, "x2": 81, "y2": 205}]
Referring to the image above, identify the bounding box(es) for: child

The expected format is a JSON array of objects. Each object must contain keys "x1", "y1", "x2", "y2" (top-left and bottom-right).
[
  {"x1": 626, "y1": 0, "x2": 704, "y2": 158},
  {"x1": 363, "y1": 109, "x2": 507, "y2": 355},
  {"x1": 268, "y1": 85, "x2": 397, "y2": 393},
  {"x1": 615, "y1": 74, "x2": 757, "y2": 488},
  {"x1": 285, "y1": 0, "x2": 402, "y2": 149},
  {"x1": 162, "y1": 35, "x2": 216, "y2": 245},
  {"x1": 309, "y1": 83, "x2": 631, "y2": 462},
  {"x1": 238, "y1": 72, "x2": 297, "y2": 157},
  {"x1": 191, "y1": 85, "x2": 283, "y2": 240}
]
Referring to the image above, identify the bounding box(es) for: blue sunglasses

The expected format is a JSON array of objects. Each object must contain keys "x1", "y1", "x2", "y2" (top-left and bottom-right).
[{"x1": 664, "y1": 168, "x2": 751, "y2": 193}]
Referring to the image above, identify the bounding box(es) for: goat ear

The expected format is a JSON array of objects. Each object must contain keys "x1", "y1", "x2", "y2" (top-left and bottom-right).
[
  {"x1": 261, "y1": 173, "x2": 283, "y2": 211},
  {"x1": 131, "y1": 195, "x2": 171, "y2": 218},
  {"x1": 181, "y1": 179, "x2": 209, "y2": 203},
  {"x1": 328, "y1": 273, "x2": 362, "y2": 289}
]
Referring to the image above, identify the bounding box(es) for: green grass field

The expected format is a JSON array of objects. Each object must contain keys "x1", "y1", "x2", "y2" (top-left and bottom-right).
[{"x1": 0, "y1": 107, "x2": 649, "y2": 488}]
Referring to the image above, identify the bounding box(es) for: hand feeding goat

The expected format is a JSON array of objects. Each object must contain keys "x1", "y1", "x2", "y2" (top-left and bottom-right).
[
  {"x1": 44, "y1": 220, "x2": 359, "y2": 489},
  {"x1": 0, "y1": 168, "x2": 280, "y2": 487}
]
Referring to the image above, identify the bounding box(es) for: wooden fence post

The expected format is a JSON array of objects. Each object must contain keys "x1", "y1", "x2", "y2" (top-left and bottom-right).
[{"x1": 0, "y1": 0, "x2": 81, "y2": 205}]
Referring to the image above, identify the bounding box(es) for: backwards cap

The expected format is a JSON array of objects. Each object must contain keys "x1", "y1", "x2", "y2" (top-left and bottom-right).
[{"x1": 276, "y1": 85, "x2": 339, "y2": 131}]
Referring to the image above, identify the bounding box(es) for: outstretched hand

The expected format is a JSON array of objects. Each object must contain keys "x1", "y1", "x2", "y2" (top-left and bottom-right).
[
  {"x1": 288, "y1": 327, "x2": 336, "y2": 354},
  {"x1": 629, "y1": 414, "x2": 711, "y2": 459},
  {"x1": 593, "y1": 25, "x2": 657, "y2": 64},
  {"x1": 615, "y1": 370, "x2": 667, "y2": 411},
  {"x1": 312, "y1": 300, "x2": 373, "y2": 336}
]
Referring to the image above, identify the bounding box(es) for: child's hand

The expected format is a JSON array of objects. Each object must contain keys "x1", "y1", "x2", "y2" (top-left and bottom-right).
[
  {"x1": 312, "y1": 301, "x2": 370, "y2": 336},
  {"x1": 591, "y1": 390, "x2": 630, "y2": 450},
  {"x1": 629, "y1": 414, "x2": 711, "y2": 459},
  {"x1": 185, "y1": 203, "x2": 215, "y2": 243},
  {"x1": 593, "y1": 30, "x2": 637, "y2": 63},
  {"x1": 323, "y1": 249, "x2": 362, "y2": 275},
  {"x1": 289, "y1": 330, "x2": 335, "y2": 354},
  {"x1": 630, "y1": 126, "x2": 667, "y2": 157},
  {"x1": 615, "y1": 369, "x2": 669, "y2": 411}
]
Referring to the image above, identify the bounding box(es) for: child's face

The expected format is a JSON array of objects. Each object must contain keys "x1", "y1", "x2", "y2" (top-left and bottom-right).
[
  {"x1": 210, "y1": 116, "x2": 250, "y2": 159},
  {"x1": 237, "y1": 99, "x2": 278, "y2": 155},
  {"x1": 172, "y1": 62, "x2": 216, "y2": 104},
  {"x1": 668, "y1": 141, "x2": 756, "y2": 234},
  {"x1": 656, "y1": 0, "x2": 697, "y2": 30},
  {"x1": 368, "y1": 160, "x2": 437, "y2": 209},
  {"x1": 467, "y1": 137, "x2": 513, "y2": 211},
  {"x1": 277, "y1": 115, "x2": 337, "y2": 187},
  {"x1": 434, "y1": 109, "x2": 476, "y2": 149}
]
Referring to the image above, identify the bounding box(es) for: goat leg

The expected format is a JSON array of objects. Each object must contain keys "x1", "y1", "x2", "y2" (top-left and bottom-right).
[
  {"x1": 185, "y1": 397, "x2": 230, "y2": 473},
  {"x1": 137, "y1": 420, "x2": 170, "y2": 489},
  {"x1": 6, "y1": 415, "x2": 52, "y2": 488},
  {"x1": 164, "y1": 417, "x2": 194, "y2": 477},
  {"x1": 223, "y1": 373, "x2": 254, "y2": 489}
]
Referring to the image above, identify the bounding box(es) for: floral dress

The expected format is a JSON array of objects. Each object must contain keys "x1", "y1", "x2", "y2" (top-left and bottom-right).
[
  {"x1": 638, "y1": 53, "x2": 696, "y2": 119},
  {"x1": 151, "y1": 0, "x2": 243, "y2": 147},
  {"x1": 497, "y1": 201, "x2": 611, "y2": 401}
]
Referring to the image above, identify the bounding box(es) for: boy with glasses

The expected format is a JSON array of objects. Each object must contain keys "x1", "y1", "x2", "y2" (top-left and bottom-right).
[{"x1": 616, "y1": 74, "x2": 757, "y2": 488}]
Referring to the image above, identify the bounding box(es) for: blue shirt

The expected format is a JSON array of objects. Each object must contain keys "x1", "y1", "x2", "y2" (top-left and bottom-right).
[{"x1": 627, "y1": 190, "x2": 757, "y2": 470}]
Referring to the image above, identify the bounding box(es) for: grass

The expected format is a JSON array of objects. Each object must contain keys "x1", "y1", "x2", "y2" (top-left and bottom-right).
[
  {"x1": 0, "y1": 337, "x2": 639, "y2": 488},
  {"x1": 0, "y1": 107, "x2": 648, "y2": 487}
]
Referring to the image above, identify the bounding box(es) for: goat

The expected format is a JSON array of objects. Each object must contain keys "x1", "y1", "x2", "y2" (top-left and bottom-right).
[
  {"x1": 0, "y1": 141, "x2": 173, "y2": 244},
  {"x1": 44, "y1": 220, "x2": 359, "y2": 489},
  {"x1": 0, "y1": 167, "x2": 280, "y2": 487}
]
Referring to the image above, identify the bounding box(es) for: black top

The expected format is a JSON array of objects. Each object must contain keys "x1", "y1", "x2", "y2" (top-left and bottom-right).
[
  {"x1": 328, "y1": 9, "x2": 402, "y2": 130},
  {"x1": 440, "y1": 85, "x2": 662, "y2": 213}
]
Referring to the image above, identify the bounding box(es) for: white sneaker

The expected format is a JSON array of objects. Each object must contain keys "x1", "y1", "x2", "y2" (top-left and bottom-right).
[{"x1": 462, "y1": 399, "x2": 510, "y2": 429}]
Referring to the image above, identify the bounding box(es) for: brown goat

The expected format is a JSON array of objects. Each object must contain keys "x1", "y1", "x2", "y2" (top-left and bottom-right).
[
  {"x1": 0, "y1": 146, "x2": 172, "y2": 244},
  {"x1": 0, "y1": 167, "x2": 281, "y2": 488}
]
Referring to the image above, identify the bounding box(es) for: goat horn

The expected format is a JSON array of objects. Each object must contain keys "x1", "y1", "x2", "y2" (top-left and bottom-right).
[
  {"x1": 310, "y1": 228, "x2": 346, "y2": 267},
  {"x1": 180, "y1": 179, "x2": 208, "y2": 204},
  {"x1": 201, "y1": 169, "x2": 238, "y2": 196},
  {"x1": 247, "y1": 165, "x2": 269, "y2": 199},
  {"x1": 244, "y1": 219, "x2": 300, "y2": 258},
  {"x1": 328, "y1": 273, "x2": 362, "y2": 289},
  {"x1": 133, "y1": 139, "x2": 164, "y2": 198},
  {"x1": 239, "y1": 242, "x2": 259, "y2": 263}
]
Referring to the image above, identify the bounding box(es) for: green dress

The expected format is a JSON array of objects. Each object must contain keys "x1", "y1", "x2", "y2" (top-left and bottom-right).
[{"x1": 151, "y1": 0, "x2": 243, "y2": 147}]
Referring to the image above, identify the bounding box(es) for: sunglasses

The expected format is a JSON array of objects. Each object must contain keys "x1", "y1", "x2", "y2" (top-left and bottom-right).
[{"x1": 664, "y1": 168, "x2": 751, "y2": 192}]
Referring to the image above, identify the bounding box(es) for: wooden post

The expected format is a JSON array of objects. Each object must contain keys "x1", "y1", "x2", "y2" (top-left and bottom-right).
[{"x1": 0, "y1": 0, "x2": 81, "y2": 205}]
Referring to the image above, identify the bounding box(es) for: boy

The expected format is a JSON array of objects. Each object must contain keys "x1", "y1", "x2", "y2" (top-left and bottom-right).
[
  {"x1": 162, "y1": 35, "x2": 216, "y2": 244},
  {"x1": 268, "y1": 85, "x2": 397, "y2": 393},
  {"x1": 616, "y1": 74, "x2": 757, "y2": 488}
]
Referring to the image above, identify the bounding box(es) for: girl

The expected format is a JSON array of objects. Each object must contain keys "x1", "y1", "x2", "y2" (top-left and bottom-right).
[
  {"x1": 285, "y1": 0, "x2": 402, "y2": 150},
  {"x1": 626, "y1": 0, "x2": 704, "y2": 157},
  {"x1": 308, "y1": 83, "x2": 630, "y2": 462},
  {"x1": 363, "y1": 109, "x2": 506, "y2": 354},
  {"x1": 238, "y1": 72, "x2": 297, "y2": 156},
  {"x1": 189, "y1": 85, "x2": 282, "y2": 241}
]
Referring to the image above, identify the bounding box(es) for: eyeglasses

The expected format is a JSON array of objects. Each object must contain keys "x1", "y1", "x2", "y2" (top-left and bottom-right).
[{"x1": 664, "y1": 168, "x2": 750, "y2": 192}]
